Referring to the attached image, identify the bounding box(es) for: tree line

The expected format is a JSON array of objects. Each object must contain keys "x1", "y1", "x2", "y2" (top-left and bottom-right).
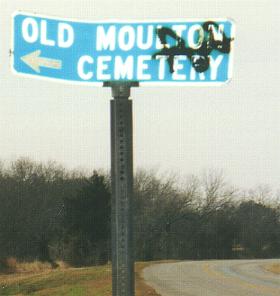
[{"x1": 0, "y1": 158, "x2": 279, "y2": 268}]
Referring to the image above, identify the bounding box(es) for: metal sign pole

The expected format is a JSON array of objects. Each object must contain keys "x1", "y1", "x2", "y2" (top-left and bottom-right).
[{"x1": 104, "y1": 81, "x2": 139, "y2": 296}]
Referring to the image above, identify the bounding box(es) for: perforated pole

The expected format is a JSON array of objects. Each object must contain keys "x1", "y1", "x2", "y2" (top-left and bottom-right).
[{"x1": 104, "y1": 81, "x2": 139, "y2": 296}]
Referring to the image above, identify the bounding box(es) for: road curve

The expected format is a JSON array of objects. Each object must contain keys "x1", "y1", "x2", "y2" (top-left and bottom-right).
[{"x1": 143, "y1": 259, "x2": 280, "y2": 296}]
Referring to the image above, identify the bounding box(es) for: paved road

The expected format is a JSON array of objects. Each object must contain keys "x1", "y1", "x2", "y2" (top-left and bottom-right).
[{"x1": 143, "y1": 259, "x2": 280, "y2": 296}]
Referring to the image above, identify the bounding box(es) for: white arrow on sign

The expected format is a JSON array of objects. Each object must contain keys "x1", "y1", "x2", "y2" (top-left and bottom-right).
[{"x1": 20, "y1": 50, "x2": 62, "y2": 73}]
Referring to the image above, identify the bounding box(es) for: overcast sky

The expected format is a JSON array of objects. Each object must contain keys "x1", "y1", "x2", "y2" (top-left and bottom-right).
[{"x1": 0, "y1": 0, "x2": 279, "y2": 191}]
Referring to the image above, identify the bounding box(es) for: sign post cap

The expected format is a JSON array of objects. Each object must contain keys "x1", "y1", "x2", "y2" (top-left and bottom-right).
[{"x1": 103, "y1": 81, "x2": 139, "y2": 98}]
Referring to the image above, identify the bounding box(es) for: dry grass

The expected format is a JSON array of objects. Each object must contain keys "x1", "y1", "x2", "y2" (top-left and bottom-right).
[
  {"x1": 0, "y1": 260, "x2": 162, "y2": 295},
  {"x1": 264, "y1": 263, "x2": 280, "y2": 274},
  {"x1": 16, "y1": 261, "x2": 54, "y2": 273},
  {"x1": 0, "y1": 257, "x2": 66, "y2": 274}
]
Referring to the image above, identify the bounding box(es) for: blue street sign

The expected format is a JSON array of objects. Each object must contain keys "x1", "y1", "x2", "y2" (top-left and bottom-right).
[{"x1": 12, "y1": 12, "x2": 235, "y2": 86}]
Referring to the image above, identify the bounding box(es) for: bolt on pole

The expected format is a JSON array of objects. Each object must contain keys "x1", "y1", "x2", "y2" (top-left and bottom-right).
[{"x1": 104, "y1": 81, "x2": 139, "y2": 296}]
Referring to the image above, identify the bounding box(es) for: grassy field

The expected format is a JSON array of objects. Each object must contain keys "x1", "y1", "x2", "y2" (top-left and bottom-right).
[
  {"x1": 264, "y1": 263, "x2": 280, "y2": 274},
  {"x1": 0, "y1": 262, "x2": 160, "y2": 296}
]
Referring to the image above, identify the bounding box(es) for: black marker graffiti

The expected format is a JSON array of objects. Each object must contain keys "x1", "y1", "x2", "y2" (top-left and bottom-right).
[{"x1": 152, "y1": 21, "x2": 233, "y2": 73}]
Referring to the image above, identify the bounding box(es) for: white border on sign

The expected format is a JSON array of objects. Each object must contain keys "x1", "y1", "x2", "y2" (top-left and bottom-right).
[{"x1": 10, "y1": 11, "x2": 235, "y2": 87}]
